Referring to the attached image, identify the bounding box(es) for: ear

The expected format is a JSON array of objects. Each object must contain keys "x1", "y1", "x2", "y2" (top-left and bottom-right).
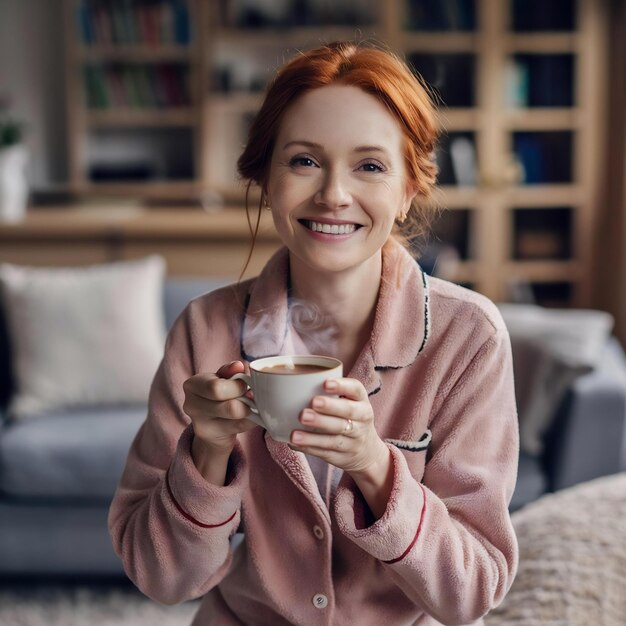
[
  {"x1": 261, "y1": 186, "x2": 271, "y2": 207},
  {"x1": 398, "y1": 183, "x2": 418, "y2": 220},
  {"x1": 405, "y1": 180, "x2": 419, "y2": 205}
]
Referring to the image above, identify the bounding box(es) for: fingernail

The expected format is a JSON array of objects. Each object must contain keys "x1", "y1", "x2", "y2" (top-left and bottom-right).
[
  {"x1": 291, "y1": 432, "x2": 304, "y2": 444},
  {"x1": 325, "y1": 379, "x2": 338, "y2": 391},
  {"x1": 301, "y1": 409, "x2": 314, "y2": 423},
  {"x1": 312, "y1": 397, "x2": 324, "y2": 409}
]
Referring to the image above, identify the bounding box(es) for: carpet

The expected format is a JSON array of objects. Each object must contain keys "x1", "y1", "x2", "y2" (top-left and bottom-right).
[
  {"x1": 486, "y1": 472, "x2": 626, "y2": 626},
  {"x1": 0, "y1": 580, "x2": 199, "y2": 626}
]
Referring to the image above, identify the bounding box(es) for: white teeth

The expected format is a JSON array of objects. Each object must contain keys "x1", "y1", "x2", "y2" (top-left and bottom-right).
[{"x1": 306, "y1": 220, "x2": 356, "y2": 235}]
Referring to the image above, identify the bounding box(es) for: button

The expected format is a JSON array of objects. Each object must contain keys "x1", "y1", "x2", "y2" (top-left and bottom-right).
[
  {"x1": 312, "y1": 593, "x2": 328, "y2": 609},
  {"x1": 313, "y1": 525, "x2": 324, "y2": 540}
]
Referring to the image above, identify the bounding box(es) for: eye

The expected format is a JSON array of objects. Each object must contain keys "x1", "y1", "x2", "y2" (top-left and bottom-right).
[
  {"x1": 289, "y1": 156, "x2": 318, "y2": 168},
  {"x1": 358, "y1": 160, "x2": 386, "y2": 173}
]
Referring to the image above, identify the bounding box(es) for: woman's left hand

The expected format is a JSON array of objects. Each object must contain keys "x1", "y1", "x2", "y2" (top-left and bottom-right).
[{"x1": 290, "y1": 377, "x2": 389, "y2": 476}]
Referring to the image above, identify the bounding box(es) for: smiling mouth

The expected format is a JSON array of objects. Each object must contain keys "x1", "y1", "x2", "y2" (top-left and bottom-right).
[{"x1": 299, "y1": 219, "x2": 361, "y2": 235}]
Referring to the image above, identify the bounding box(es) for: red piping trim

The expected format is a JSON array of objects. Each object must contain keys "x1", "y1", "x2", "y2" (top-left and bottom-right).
[
  {"x1": 166, "y1": 468, "x2": 237, "y2": 529},
  {"x1": 383, "y1": 483, "x2": 427, "y2": 565}
]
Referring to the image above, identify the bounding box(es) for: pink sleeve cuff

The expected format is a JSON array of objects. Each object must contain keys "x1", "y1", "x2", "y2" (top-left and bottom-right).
[
  {"x1": 166, "y1": 424, "x2": 247, "y2": 530},
  {"x1": 334, "y1": 444, "x2": 426, "y2": 563}
]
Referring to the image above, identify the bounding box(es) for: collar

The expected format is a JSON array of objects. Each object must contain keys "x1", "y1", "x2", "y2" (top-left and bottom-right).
[{"x1": 240, "y1": 239, "x2": 429, "y2": 384}]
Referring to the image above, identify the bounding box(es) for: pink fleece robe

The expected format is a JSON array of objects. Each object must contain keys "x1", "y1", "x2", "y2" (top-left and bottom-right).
[{"x1": 108, "y1": 239, "x2": 519, "y2": 625}]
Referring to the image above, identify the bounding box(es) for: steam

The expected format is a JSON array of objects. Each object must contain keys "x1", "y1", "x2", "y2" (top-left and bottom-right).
[
  {"x1": 242, "y1": 298, "x2": 338, "y2": 359},
  {"x1": 287, "y1": 299, "x2": 339, "y2": 358}
]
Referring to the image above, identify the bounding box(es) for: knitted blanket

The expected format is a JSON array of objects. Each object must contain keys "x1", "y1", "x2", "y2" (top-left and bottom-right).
[{"x1": 486, "y1": 472, "x2": 626, "y2": 626}]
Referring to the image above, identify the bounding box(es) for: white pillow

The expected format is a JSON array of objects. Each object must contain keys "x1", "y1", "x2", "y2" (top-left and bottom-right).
[{"x1": 0, "y1": 256, "x2": 166, "y2": 418}]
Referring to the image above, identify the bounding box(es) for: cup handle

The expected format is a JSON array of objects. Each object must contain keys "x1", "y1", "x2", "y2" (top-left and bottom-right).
[{"x1": 229, "y1": 372, "x2": 264, "y2": 429}]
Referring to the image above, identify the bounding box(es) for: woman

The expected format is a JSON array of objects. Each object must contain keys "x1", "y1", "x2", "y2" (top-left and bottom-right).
[{"x1": 109, "y1": 42, "x2": 519, "y2": 625}]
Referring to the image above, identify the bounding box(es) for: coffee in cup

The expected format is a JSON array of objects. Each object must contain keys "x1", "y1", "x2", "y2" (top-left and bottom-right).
[
  {"x1": 259, "y1": 363, "x2": 331, "y2": 375},
  {"x1": 229, "y1": 355, "x2": 343, "y2": 442}
]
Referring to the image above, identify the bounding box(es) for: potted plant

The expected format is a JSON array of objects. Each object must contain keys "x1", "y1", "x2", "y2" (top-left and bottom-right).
[{"x1": 0, "y1": 107, "x2": 28, "y2": 222}]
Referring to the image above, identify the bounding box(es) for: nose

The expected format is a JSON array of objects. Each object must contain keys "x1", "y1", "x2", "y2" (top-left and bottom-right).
[{"x1": 314, "y1": 169, "x2": 352, "y2": 209}]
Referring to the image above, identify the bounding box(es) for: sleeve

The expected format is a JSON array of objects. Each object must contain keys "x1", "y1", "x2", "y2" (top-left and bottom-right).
[
  {"x1": 107, "y1": 306, "x2": 248, "y2": 605},
  {"x1": 334, "y1": 328, "x2": 519, "y2": 625}
]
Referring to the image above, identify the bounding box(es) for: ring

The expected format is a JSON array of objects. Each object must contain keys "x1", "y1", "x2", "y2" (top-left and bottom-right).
[{"x1": 342, "y1": 419, "x2": 353, "y2": 435}]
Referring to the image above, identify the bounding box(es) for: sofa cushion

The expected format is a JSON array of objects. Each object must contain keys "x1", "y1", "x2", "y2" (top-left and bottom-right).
[
  {"x1": 163, "y1": 277, "x2": 233, "y2": 329},
  {"x1": 498, "y1": 303, "x2": 614, "y2": 456},
  {"x1": 510, "y1": 451, "x2": 548, "y2": 512},
  {"x1": 0, "y1": 256, "x2": 166, "y2": 418},
  {"x1": 0, "y1": 299, "x2": 13, "y2": 418},
  {"x1": 0, "y1": 407, "x2": 146, "y2": 501}
]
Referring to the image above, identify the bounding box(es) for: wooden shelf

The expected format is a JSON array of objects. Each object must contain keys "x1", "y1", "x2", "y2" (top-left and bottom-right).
[
  {"x1": 209, "y1": 92, "x2": 264, "y2": 111},
  {"x1": 503, "y1": 260, "x2": 581, "y2": 281},
  {"x1": 217, "y1": 26, "x2": 378, "y2": 46},
  {"x1": 449, "y1": 261, "x2": 479, "y2": 284},
  {"x1": 434, "y1": 186, "x2": 481, "y2": 207},
  {"x1": 78, "y1": 45, "x2": 194, "y2": 61},
  {"x1": 86, "y1": 108, "x2": 196, "y2": 127},
  {"x1": 502, "y1": 185, "x2": 582, "y2": 206},
  {"x1": 70, "y1": 180, "x2": 204, "y2": 199},
  {"x1": 502, "y1": 108, "x2": 582, "y2": 130},
  {"x1": 504, "y1": 33, "x2": 581, "y2": 52},
  {"x1": 401, "y1": 32, "x2": 477, "y2": 51},
  {"x1": 0, "y1": 207, "x2": 282, "y2": 278},
  {"x1": 436, "y1": 108, "x2": 480, "y2": 130},
  {"x1": 0, "y1": 207, "x2": 273, "y2": 239}
]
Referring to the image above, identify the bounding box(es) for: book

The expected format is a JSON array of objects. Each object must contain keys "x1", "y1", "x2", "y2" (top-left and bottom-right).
[{"x1": 449, "y1": 136, "x2": 477, "y2": 186}]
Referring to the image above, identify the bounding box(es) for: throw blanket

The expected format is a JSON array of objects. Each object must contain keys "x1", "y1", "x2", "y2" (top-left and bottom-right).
[{"x1": 486, "y1": 472, "x2": 626, "y2": 626}]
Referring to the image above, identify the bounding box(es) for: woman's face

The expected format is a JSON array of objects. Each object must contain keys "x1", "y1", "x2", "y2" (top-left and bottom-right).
[{"x1": 267, "y1": 84, "x2": 416, "y2": 277}]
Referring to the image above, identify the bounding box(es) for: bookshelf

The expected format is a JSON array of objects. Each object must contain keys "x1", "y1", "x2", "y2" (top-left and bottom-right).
[
  {"x1": 64, "y1": 0, "x2": 209, "y2": 199},
  {"x1": 391, "y1": 0, "x2": 606, "y2": 307},
  {"x1": 63, "y1": 0, "x2": 607, "y2": 307}
]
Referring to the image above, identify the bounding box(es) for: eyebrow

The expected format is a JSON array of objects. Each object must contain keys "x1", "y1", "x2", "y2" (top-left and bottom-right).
[{"x1": 282, "y1": 140, "x2": 391, "y2": 155}]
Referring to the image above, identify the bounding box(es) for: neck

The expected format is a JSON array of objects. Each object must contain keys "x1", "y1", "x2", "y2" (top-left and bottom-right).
[{"x1": 289, "y1": 252, "x2": 383, "y2": 372}]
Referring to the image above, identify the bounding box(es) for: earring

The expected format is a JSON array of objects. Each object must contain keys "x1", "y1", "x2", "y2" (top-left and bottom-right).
[
  {"x1": 397, "y1": 211, "x2": 407, "y2": 223},
  {"x1": 263, "y1": 197, "x2": 271, "y2": 211}
]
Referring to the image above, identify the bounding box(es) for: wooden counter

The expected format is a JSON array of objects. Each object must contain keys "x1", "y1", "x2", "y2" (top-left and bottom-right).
[{"x1": 0, "y1": 206, "x2": 282, "y2": 278}]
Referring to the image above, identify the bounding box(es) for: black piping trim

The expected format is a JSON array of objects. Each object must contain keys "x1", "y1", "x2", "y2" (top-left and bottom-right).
[
  {"x1": 372, "y1": 266, "x2": 430, "y2": 370},
  {"x1": 385, "y1": 429, "x2": 432, "y2": 452},
  {"x1": 417, "y1": 269, "x2": 430, "y2": 354}
]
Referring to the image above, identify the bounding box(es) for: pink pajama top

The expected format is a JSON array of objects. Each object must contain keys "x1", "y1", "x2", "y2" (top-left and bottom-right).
[{"x1": 108, "y1": 239, "x2": 519, "y2": 625}]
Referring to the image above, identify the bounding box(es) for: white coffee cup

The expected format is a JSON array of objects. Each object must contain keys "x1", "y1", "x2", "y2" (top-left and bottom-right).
[{"x1": 230, "y1": 355, "x2": 343, "y2": 443}]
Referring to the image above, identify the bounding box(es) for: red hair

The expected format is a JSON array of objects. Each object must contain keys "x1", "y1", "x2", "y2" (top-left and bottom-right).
[{"x1": 236, "y1": 41, "x2": 440, "y2": 275}]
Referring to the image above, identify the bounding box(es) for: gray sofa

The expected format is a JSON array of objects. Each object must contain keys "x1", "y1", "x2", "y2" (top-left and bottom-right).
[{"x1": 0, "y1": 277, "x2": 625, "y2": 576}]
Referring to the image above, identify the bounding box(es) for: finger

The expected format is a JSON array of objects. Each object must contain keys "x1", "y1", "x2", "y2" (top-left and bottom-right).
[
  {"x1": 291, "y1": 429, "x2": 350, "y2": 452},
  {"x1": 300, "y1": 408, "x2": 355, "y2": 436},
  {"x1": 184, "y1": 393, "x2": 253, "y2": 421},
  {"x1": 310, "y1": 394, "x2": 365, "y2": 423},
  {"x1": 212, "y1": 360, "x2": 251, "y2": 399},
  {"x1": 323, "y1": 377, "x2": 368, "y2": 401},
  {"x1": 184, "y1": 374, "x2": 247, "y2": 403},
  {"x1": 216, "y1": 360, "x2": 246, "y2": 378},
  {"x1": 193, "y1": 415, "x2": 258, "y2": 443}
]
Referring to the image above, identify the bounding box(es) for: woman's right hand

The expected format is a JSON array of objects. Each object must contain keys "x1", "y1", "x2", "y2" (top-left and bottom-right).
[{"x1": 183, "y1": 360, "x2": 257, "y2": 456}]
